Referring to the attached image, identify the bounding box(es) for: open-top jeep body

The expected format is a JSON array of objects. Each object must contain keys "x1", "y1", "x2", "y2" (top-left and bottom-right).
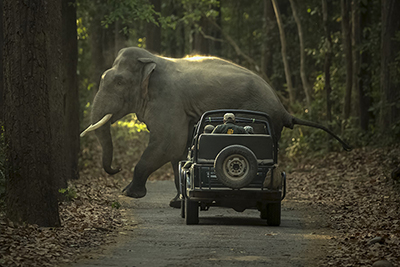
[{"x1": 179, "y1": 109, "x2": 286, "y2": 226}]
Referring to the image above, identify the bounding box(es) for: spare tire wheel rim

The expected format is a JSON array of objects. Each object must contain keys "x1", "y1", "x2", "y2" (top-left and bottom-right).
[{"x1": 223, "y1": 154, "x2": 249, "y2": 179}]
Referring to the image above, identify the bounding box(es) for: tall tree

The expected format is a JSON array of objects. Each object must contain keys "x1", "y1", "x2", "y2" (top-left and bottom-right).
[
  {"x1": 0, "y1": 0, "x2": 3, "y2": 121},
  {"x1": 261, "y1": 0, "x2": 275, "y2": 79},
  {"x1": 271, "y1": 0, "x2": 295, "y2": 106},
  {"x1": 89, "y1": 5, "x2": 112, "y2": 95},
  {"x1": 289, "y1": 0, "x2": 313, "y2": 110},
  {"x1": 358, "y1": 0, "x2": 371, "y2": 131},
  {"x1": 3, "y1": 0, "x2": 66, "y2": 226},
  {"x1": 114, "y1": 20, "x2": 126, "y2": 56},
  {"x1": 352, "y1": 0, "x2": 360, "y2": 119},
  {"x1": 322, "y1": 0, "x2": 333, "y2": 123},
  {"x1": 212, "y1": 2, "x2": 222, "y2": 56},
  {"x1": 62, "y1": 0, "x2": 80, "y2": 182},
  {"x1": 380, "y1": 0, "x2": 400, "y2": 133},
  {"x1": 341, "y1": 0, "x2": 353, "y2": 127},
  {"x1": 146, "y1": 0, "x2": 161, "y2": 54},
  {"x1": 193, "y1": 17, "x2": 210, "y2": 55}
]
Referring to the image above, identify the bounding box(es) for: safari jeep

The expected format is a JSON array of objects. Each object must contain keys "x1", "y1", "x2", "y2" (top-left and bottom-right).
[{"x1": 179, "y1": 109, "x2": 286, "y2": 226}]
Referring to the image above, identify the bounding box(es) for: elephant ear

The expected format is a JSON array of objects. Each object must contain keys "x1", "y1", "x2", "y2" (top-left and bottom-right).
[{"x1": 138, "y1": 58, "x2": 156, "y2": 99}]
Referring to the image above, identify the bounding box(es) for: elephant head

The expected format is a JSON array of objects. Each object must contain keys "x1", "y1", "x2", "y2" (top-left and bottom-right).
[{"x1": 81, "y1": 48, "x2": 156, "y2": 175}]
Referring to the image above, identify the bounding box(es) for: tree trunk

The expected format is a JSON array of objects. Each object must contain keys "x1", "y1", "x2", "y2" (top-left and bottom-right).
[
  {"x1": 62, "y1": 0, "x2": 80, "y2": 181},
  {"x1": 358, "y1": 0, "x2": 371, "y2": 131},
  {"x1": 351, "y1": 0, "x2": 360, "y2": 120},
  {"x1": 341, "y1": 0, "x2": 353, "y2": 128},
  {"x1": 0, "y1": 0, "x2": 3, "y2": 121},
  {"x1": 322, "y1": 0, "x2": 333, "y2": 123},
  {"x1": 3, "y1": 0, "x2": 64, "y2": 227},
  {"x1": 271, "y1": 0, "x2": 295, "y2": 106},
  {"x1": 289, "y1": 0, "x2": 313, "y2": 110},
  {"x1": 103, "y1": 24, "x2": 116, "y2": 69},
  {"x1": 261, "y1": 0, "x2": 275, "y2": 79},
  {"x1": 380, "y1": 0, "x2": 400, "y2": 132},
  {"x1": 115, "y1": 20, "x2": 126, "y2": 56},
  {"x1": 213, "y1": 2, "x2": 222, "y2": 56},
  {"x1": 193, "y1": 17, "x2": 210, "y2": 55},
  {"x1": 146, "y1": 0, "x2": 161, "y2": 54},
  {"x1": 164, "y1": 1, "x2": 179, "y2": 57},
  {"x1": 89, "y1": 8, "x2": 108, "y2": 95}
]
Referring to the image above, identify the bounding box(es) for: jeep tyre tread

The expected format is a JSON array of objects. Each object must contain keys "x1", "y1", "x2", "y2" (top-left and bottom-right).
[
  {"x1": 266, "y1": 202, "x2": 281, "y2": 226},
  {"x1": 185, "y1": 198, "x2": 199, "y2": 225}
]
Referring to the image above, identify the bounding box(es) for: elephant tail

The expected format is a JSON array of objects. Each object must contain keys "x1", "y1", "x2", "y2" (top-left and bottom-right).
[{"x1": 290, "y1": 116, "x2": 352, "y2": 151}]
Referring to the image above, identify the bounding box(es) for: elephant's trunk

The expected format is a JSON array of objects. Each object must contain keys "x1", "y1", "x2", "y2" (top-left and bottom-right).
[
  {"x1": 80, "y1": 113, "x2": 121, "y2": 174},
  {"x1": 94, "y1": 120, "x2": 121, "y2": 175}
]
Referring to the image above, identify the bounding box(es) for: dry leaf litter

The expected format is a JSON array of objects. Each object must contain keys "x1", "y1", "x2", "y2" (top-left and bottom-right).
[{"x1": 287, "y1": 144, "x2": 400, "y2": 266}]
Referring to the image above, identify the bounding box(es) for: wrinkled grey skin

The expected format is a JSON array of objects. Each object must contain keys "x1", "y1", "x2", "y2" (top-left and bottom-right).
[{"x1": 88, "y1": 47, "x2": 350, "y2": 200}]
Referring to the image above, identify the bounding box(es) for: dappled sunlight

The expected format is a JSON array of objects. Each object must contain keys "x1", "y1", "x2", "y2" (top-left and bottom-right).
[
  {"x1": 115, "y1": 114, "x2": 148, "y2": 134},
  {"x1": 183, "y1": 55, "x2": 215, "y2": 61},
  {"x1": 162, "y1": 54, "x2": 216, "y2": 62}
]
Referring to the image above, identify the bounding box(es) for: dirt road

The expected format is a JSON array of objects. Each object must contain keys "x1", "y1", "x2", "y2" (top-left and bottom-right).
[{"x1": 73, "y1": 180, "x2": 331, "y2": 267}]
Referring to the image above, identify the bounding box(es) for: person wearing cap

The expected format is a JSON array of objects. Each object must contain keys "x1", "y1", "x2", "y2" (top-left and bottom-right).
[{"x1": 212, "y1": 113, "x2": 247, "y2": 134}]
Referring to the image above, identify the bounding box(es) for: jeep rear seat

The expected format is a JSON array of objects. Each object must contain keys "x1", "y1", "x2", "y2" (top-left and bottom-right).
[{"x1": 197, "y1": 134, "x2": 274, "y2": 165}]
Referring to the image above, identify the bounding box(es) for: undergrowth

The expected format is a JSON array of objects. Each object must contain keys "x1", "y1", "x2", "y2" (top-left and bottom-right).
[{"x1": 279, "y1": 109, "x2": 400, "y2": 172}]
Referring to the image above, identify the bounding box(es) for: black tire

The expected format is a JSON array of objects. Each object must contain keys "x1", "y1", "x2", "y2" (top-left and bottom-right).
[
  {"x1": 214, "y1": 145, "x2": 258, "y2": 189},
  {"x1": 260, "y1": 207, "x2": 268, "y2": 220},
  {"x1": 181, "y1": 197, "x2": 185, "y2": 218},
  {"x1": 179, "y1": 163, "x2": 186, "y2": 218},
  {"x1": 266, "y1": 202, "x2": 281, "y2": 226},
  {"x1": 185, "y1": 198, "x2": 199, "y2": 225}
]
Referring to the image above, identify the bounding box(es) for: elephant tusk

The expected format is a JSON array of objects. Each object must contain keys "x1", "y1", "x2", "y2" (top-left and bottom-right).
[{"x1": 80, "y1": 114, "x2": 113, "y2": 137}]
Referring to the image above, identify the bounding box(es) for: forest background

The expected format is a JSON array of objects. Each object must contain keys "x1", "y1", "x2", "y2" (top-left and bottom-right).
[{"x1": 0, "y1": 0, "x2": 400, "y2": 228}]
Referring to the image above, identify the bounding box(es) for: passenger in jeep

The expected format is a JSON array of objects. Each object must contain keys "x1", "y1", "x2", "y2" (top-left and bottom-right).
[
  {"x1": 212, "y1": 113, "x2": 247, "y2": 134},
  {"x1": 204, "y1": 124, "x2": 215, "y2": 133},
  {"x1": 244, "y1": 125, "x2": 254, "y2": 134}
]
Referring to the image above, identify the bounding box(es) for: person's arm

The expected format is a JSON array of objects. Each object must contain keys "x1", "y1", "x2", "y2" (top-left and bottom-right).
[{"x1": 212, "y1": 125, "x2": 222, "y2": 134}]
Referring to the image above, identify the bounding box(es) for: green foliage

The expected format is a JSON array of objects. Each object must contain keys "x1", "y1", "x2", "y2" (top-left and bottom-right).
[
  {"x1": 76, "y1": 17, "x2": 89, "y2": 40},
  {"x1": 111, "y1": 201, "x2": 121, "y2": 209},
  {"x1": 102, "y1": 0, "x2": 159, "y2": 32},
  {"x1": 111, "y1": 115, "x2": 150, "y2": 170},
  {"x1": 58, "y1": 187, "x2": 77, "y2": 201},
  {"x1": 116, "y1": 114, "x2": 149, "y2": 135}
]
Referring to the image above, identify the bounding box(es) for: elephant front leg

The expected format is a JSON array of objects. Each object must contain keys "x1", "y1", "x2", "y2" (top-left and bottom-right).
[{"x1": 122, "y1": 143, "x2": 171, "y2": 198}]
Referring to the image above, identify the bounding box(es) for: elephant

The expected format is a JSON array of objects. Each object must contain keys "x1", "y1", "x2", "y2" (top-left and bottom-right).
[{"x1": 80, "y1": 47, "x2": 351, "y2": 207}]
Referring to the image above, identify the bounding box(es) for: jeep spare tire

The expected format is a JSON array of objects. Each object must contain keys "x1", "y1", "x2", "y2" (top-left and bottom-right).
[{"x1": 214, "y1": 145, "x2": 258, "y2": 189}]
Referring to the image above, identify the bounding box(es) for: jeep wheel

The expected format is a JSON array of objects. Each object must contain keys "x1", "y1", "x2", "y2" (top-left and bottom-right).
[
  {"x1": 260, "y1": 207, "x2": 268, "y2": 220},
  {"x1": 214, "y1": 145, "x2": 258, "y2": 189},
  {"x1": 266, "y1": 202, "x2": 281, "y2": 226},
  {"x1": 185, "y1": 198, "x2": 199, "y2": 225},
  {"x1": 181, "y1": 198, "x2": 185, "y2": 218}
]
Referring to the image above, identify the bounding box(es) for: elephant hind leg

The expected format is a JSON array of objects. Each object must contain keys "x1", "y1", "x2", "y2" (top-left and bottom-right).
[{"x1": 169, "y1": 159, "x2": 184, "y2": 208}]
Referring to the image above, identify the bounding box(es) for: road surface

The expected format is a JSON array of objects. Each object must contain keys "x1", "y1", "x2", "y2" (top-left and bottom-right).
[{"x1": 72, "y1": 180, "x2": 331, "y2": 267}]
